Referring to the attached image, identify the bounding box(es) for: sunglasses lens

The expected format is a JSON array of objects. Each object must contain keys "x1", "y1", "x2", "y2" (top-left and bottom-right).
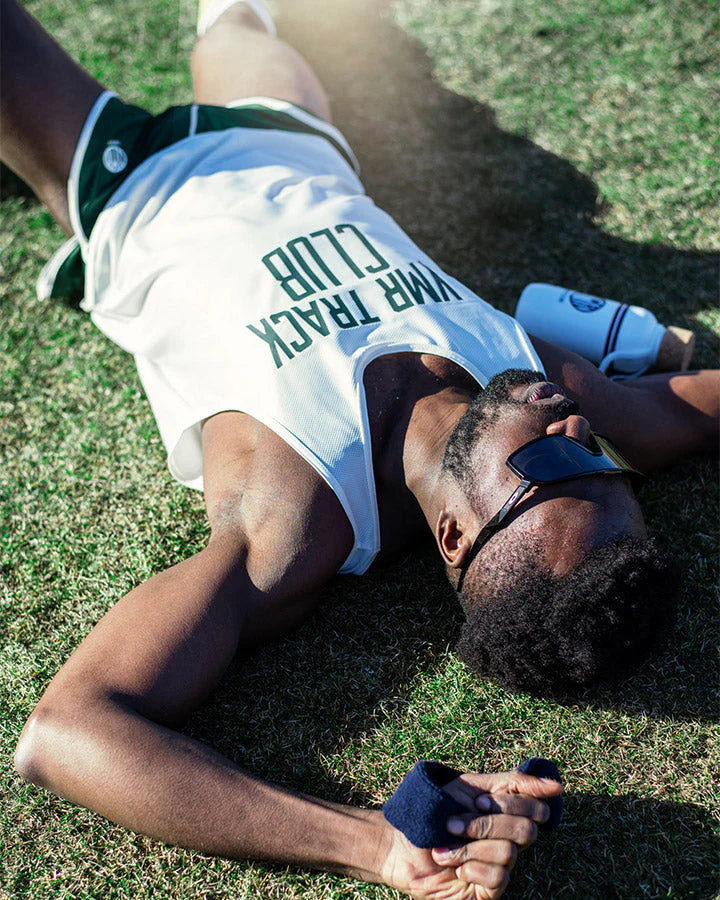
[{"x1": 508, "y1": 434, "x2": 637, "y2": 484}]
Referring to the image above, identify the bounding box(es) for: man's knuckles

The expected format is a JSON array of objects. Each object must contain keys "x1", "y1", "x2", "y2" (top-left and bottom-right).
[
  {"x1": 456, "y1": 813, "x2": 537, "y2": 845},
  {"x1": 432, "y1": 844, "x2": 469, "y2": 865},
  {"x1": 464, "y1": 814, "x2": 494, "y2": 841},
  {"x1": 495, "y1": 840, "x2": 518, "y2": 869},
  {"x1": 480, "y1": 792, "x2": 550, "y2": 824},
  {"x1": 432, "y1": 838, "x2": 517, "y2": 870},
  {"x1": 456, "y1": 860, "x2": 510, "y2": 892},
  {"x1": 509, "y1": 817, "x2": 537, "y2": 846}
]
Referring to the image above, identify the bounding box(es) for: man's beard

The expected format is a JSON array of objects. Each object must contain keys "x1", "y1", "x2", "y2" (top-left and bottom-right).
[
  {"x1": 441, "y1": 368, "x2": 580, "y2": 483},
  {"x1": 473, "y1": 369, "x2": 580, "y2": 426}
]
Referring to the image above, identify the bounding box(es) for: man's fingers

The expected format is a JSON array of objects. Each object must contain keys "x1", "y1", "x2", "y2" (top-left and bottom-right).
[
  {"x1": 473, "y1": 790, "x2": 551, "y2": 823},
  {"x1": 449, "y1": 768, "x2": 563, "y2": 802},
  {"x1": 442, "y1": 770, "x2": 561, "y2": 826},
  {"x1": 442, "y1": 812, "x2": 538, "y2": 847},
  {"x1": 455, "y1": 860, "x2": 510, "y2": 897},
  {"x1": 432, "y1": 838, "x2": 518, "y2": 870}
]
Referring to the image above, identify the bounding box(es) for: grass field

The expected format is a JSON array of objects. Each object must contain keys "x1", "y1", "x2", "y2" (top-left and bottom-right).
[{"x1": 1, "y1": 0, "x2": 719, "y2": 897}]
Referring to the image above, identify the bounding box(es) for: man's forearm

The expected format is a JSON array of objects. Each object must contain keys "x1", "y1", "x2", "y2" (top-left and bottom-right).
[
  {"x1": 535, "y1": 337, "x2": 719, "y2": 470},
  {"x1": 15, "y1": 533, "x2": 389, "y2": 884},
  {"x1": 624, "y1": 369, "x2": 719, "y2": 440},
  {"x1": 619, "y1": 369, "x2": 720, "y2": 469},
  {"x1": 16, "y1": 696, "x2": 564, "y2": 899},
  {"x1": 16, "y1": 699, "x2": 389, "y2": 881}
]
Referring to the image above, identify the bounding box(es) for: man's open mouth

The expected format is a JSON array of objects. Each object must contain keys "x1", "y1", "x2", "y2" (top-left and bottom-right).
[{"x1": 523, "y1": 381, "x2": 566, "y2": 405}]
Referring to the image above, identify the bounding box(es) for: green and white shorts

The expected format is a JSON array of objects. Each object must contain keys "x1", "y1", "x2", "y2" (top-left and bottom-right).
[{"x1": 38, "y1": 91, "x2": 360, "y2": 303}]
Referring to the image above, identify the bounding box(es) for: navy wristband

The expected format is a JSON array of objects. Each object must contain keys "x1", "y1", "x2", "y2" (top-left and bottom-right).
[
  {"x1": 382, "y1": 761, "x2": 466, "y2": 848},
  {"x1": 517, "y1": 757, "x2": 563, "y2": 829},
  {"x1": 383, "y1": 757, "x2": 563, "y2": 848}
]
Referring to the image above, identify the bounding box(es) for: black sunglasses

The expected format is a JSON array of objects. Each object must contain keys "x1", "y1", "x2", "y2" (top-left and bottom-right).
[{"x1": 456, "y1": 433, "x2": 643, "y2": 593}]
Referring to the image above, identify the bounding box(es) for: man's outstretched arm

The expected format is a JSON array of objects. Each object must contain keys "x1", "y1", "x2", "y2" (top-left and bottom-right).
[
  {"x1": 14, "y1": 533, "x2": 387, "y2": 878},
  {"x1": 14, "y1": 414, "x2": 559, "y2": 899},
  {"x1": 534, "y1": 337, "x2": 719, "y2": 471},
  {"x1": 13, "y1": 527, "x2": 558, "y2": 899}
]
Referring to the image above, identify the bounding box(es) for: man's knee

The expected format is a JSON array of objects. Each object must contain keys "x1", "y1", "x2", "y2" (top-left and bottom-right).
[
  {"x1": 192, "y1": 2, "x2": 268, "y2": 74},
  {"x1": 191, "y1": 8, "x2": 331, "y2": 122}
]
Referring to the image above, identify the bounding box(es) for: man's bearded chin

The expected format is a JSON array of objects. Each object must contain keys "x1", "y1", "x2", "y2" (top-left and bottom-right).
[{"x1": 478, "y1": 369, "x2": 580, "y2": 422}]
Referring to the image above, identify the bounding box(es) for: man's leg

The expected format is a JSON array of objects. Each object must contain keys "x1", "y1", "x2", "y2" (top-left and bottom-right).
[
  {"x1": 0, "y1": 0, "x2": 104, "y2": 233},
  {"x1": 191, "y1": 1, "x2": 331, "y2": 122}
]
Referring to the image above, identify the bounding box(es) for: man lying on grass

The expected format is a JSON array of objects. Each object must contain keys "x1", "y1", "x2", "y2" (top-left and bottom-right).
[{"x1": 5, "y1": 0, "x2": 718, "y2": 896}]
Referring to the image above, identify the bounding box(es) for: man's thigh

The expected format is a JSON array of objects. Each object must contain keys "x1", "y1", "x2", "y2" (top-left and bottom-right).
[{"x1": 0, "y1": 0, "x2": 105, "y2": 232}]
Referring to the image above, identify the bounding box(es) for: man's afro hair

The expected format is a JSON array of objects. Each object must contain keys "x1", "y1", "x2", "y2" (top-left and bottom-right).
[{"x1": 456, "y1": 537, "x2": 679, "y2": 697}]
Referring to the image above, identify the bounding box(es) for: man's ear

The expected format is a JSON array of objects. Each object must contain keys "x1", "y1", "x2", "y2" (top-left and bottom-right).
[{"x1": 435, "y1": 509, "x2": 475, "y2": 569}]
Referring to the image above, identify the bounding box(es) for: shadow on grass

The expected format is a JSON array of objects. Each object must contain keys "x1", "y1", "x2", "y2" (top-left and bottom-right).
[
  {"x1": 508, "y1": 793, "x2": 720, "y2": 899},
  {"x1": 276, "y1": 0, "x2": 719, "y2": 720},
  {"x1": 277, "y1": 0, "x2": 718, "y2": 369}
]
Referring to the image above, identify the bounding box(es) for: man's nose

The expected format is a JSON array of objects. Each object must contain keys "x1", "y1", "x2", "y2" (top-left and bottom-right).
[{"x1": 545, "y1": 414, "x2": 592, "y2": 444}]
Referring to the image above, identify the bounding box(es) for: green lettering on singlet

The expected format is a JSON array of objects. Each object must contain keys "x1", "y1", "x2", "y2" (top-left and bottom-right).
[
  {"x1": 320, "y1": 294, "x2": 358, "y2": 328},
  {"x1": 288, "y1": 236, "x2": 342, "y2": 290},
  {"x1": 270, "y1": 309, "x2": 313, "y2": 353},
  {"x1": 294, "y1": 300, "x2": 331, "y2": 335},
  {"x1": 416, "y1": 262, "x2": 463, "y2": 301},
  {"x1": 377, "y1": 271, "x2": 413, "y2": 311},
  {"x1": 348, "y1": 289, "x2": 381, "y2": 325},
  {"x1": 247, "y1": 318, "x2": 295, "y2": 368},
  {"x1": 310, "y1": 227, "x2": 365, "y2": 279},
  {"x1": 398, "y1": 264, "x2": 442, "y2": 303},
  {"x1": 336, "y1": 223, "x2": 390, "y2": 274},
  {"x1": 262, "y1": 247, "x2": 315, "y2": 301}
]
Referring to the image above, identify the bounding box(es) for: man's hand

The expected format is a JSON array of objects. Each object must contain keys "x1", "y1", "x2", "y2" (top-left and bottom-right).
[{"x1": 381, "y1": 768, "x2": 563, "y2": 899}]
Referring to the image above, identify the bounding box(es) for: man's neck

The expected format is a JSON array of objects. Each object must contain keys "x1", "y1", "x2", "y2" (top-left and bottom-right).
[
  {"x1": 363, "y1": 352, "x2": 476, "y2": 538},
  {"x1": 401, "y1": 384, "x2": 472, "y2": 528}
]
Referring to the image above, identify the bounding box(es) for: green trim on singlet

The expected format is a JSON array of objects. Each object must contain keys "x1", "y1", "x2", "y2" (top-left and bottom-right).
[{"x1": 45, "y1": 98, "x2": 357, "y2": 302}]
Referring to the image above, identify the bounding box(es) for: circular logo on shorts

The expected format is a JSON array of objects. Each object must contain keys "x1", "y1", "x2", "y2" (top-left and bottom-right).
[
  {"x1": 569, "y1": 292, "x2": 605, "y2": 313},
  {"x1": 102, "y1": 141, "x2": 128, "y2": 174}
]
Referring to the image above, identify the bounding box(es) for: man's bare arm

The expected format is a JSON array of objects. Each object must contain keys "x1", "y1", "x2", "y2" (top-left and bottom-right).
[
  {"x1": 14, "y1": 532, "x2": 389, "y2": 875},
  {"x1": 534, "y1": 336, "x2": 719, "y2": 471},
  {"x1": 14, "y1": 529, "x2": 394, "y2": 873},
  {"x1": 14, "y1": 415, "x2": 557, "y2": 898}
]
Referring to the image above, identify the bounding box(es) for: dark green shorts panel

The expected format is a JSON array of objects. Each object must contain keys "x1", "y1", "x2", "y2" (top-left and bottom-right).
[
  {"x1": 52, "y1": 97, "x2": 357, "y2": 303},
  {"x1": 195, "y1": 103, "x2": 357, "y2": 168},
  {"x1": 76, "y1": 99, "x2": 357, "y2": 240}
]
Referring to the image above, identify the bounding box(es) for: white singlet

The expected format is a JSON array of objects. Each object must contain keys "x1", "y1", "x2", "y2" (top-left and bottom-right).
[{"x1": 66, "y1": 93, "x2": 544, "y2": 574}]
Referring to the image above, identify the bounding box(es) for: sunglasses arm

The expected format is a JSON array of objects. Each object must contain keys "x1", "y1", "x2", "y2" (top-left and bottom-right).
[
  {"x1": 456, "y1": 479, "x2": 534, "y2": 594},
  {"x1": 473, "y1": 478, "x2": 535, "y2": 553},
  {"x1": 493, "y1": 478, "x2": 534, "y2": 528}
]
